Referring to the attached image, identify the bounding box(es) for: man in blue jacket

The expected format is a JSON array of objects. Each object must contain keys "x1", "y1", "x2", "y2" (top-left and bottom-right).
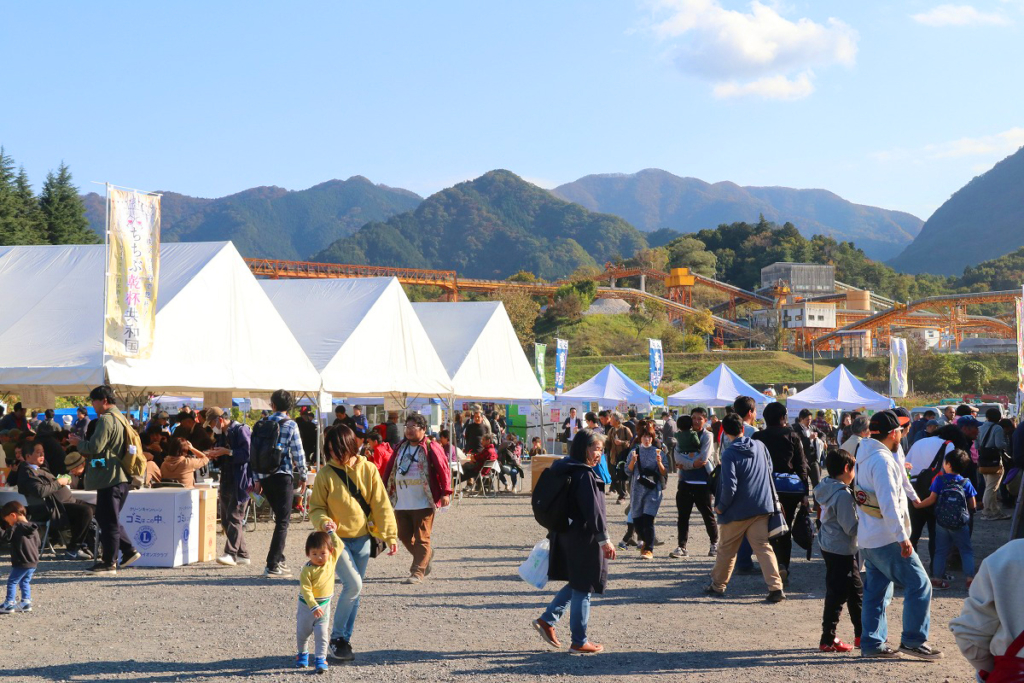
[{"x1": 705, "y1": 414, "x2": 785, "y2": 603}]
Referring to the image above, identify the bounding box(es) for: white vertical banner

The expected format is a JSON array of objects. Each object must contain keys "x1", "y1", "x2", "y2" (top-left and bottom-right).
[
  {"x1": 648, "y1": 338, "x2": 664, "y2": 391},
  {"x1": 104, "y1": 187, "x2": 160, "y2": 359},
  {"x1": 889, "y1": 337, "x2": 908, "y2": 398}
]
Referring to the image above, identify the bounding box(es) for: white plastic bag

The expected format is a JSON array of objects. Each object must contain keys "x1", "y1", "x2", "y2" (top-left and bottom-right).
[{"x1": 518, "y1": 539, "x2": 550, "y2": 590}]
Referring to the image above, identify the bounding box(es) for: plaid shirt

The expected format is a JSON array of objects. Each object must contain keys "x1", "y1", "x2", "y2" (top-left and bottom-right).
[{"x1": 255, "y1": 412, "x2": 307, "y2": 481}]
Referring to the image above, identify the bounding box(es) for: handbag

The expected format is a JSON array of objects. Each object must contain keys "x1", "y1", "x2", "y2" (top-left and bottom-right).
[
  {"x1": 329, "y1": 465, "x2": 387, "y2": 559},
  {"x1": 765, "y1": 451, "x2": 789, "y2": 539},
  {"x1": 792, "y1": 503, "x2": 815, "y2": 559},
  {"x1": 978, "y1": 424, "x2": 1005, "y2": 475}
]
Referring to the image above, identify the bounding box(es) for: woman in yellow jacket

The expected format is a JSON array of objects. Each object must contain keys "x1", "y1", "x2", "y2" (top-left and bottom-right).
[{"x1": 309, "y1": 424, "x2": 397, "y2": 663}]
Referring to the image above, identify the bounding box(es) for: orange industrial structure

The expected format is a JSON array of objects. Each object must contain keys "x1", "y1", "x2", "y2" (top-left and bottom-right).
[{"x1": 245, "y1": 258, "x2": 1019, "y2": 354}]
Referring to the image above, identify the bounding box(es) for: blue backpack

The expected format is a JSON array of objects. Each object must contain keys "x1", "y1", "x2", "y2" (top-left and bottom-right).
[{"x1": 934, "y1": 477, "x2": 970, "y2": 530}]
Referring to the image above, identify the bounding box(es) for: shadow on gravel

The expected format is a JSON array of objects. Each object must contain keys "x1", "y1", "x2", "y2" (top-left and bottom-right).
[
  {"x1": 347, "y1": 646, "x2": 828, "y2": 676},
  {"x1": 0, "y1": 656, "x2": 299, "y2": 681}
]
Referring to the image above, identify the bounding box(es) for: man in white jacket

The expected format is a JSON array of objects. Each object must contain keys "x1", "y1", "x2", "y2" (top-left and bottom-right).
[
  {"x1": 855, "y1": 410, "x2": 942, "y2": 661},
  {"x1": 950, "y1": 539, "x2": 1024, "y2": 678}
]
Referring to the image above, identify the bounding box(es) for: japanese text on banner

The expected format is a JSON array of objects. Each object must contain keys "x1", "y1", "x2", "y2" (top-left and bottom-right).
[
  {"x1": 554, "y1": 339, "x2": 568, "y2": 395},
  {"x1": 534, "y1": 343, "x2": 546, "y2": 391},
  {"x1": 104, "y1": 187, "x2": 160, "y2": 359},
  {"x1": 649, "y1": 339, "x2": 663, "y2": 391}
]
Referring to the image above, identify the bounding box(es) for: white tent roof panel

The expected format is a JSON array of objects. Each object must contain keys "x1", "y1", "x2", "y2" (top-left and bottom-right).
[
  {"x1": 412, "y1": 301, "x2": 542, "y2": 401},
  {"x1": 260, "y1": 278, "x2": 453, "y2": 397},
  {"x1": 786, "y1": 364, "x2": 893, "y2": 413},
  {"x1": 0, "y1": 242, "x2": 321, "y2": 394}
]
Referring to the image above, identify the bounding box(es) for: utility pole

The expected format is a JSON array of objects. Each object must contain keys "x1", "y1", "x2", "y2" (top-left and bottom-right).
[{"x1": 812, "y1": 351, "x2": 816, "y2": 383}]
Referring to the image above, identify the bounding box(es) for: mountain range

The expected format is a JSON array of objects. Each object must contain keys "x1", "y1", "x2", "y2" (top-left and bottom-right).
[
  {"x1": 313, "y1": 170, "x2": 646, "y2": 279},
  {"x1": 82, "y1": 177, "x2": 421, "y2": 260},
  {"x1": 551, "y1": 168, "x2": 923, "y2": 261},
  {"x1": 888, "y1": 145, "x2": 1024, "y2": 276}
]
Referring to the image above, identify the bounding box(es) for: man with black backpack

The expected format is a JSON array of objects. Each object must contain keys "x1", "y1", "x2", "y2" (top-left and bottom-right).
[
  {"x1": 67, "y1": 385, "x2": 142, "y2": 574},
  {"x1": 251, "y1": 389, "x2": 307, "y2": 577}
]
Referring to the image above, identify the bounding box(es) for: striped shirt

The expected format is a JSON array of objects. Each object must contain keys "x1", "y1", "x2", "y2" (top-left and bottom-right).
[{"x1": 255, "y1": 412, "x2": 307, "y2": 481}]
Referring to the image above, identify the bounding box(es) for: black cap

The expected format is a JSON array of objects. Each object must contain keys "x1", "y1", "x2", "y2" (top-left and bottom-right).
[
  {"x1": 869, "y1": 410, "x2": 909, "y2": 436},
  {"x1": 893, "y1": 406, "x2": 912, "y2": 420}
]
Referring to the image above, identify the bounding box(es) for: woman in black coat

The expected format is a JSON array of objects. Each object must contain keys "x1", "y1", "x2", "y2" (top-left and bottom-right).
[{"x1": 532, "y1": 429, "x2": 616, "y2": 654}]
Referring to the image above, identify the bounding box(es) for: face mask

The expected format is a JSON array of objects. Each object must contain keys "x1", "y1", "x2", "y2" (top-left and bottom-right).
[{"x1": 212, "y1": 426, "x2": 222, "y2": 435}]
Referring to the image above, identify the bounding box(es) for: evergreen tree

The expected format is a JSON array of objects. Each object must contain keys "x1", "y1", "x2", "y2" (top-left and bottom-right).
[
  {"x1": 39, "y1": 162, "x2": 99, "y2": 245},
  {"x1": 13, "y1": 167, "x2": 46, "y2": 244},
  {"x1": 0, "y1": 146, "x2": 25, "y2": 244}
]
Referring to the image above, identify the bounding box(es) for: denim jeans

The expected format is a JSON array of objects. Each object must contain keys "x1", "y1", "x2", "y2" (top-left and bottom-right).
[
  {"x1": 933, "y1": 524, "x2": 975, "y2": 578},
  {"x1": 332, "y1": 534, "x2": 371, "y2": 641},
  {"x1": 6, "y1": 567, "x2": 35, "y2": 604},
  {"x1": 541, "y1": 583, "x2": 591, "y2": 647},
  {"x1": 861, "y1": 542, "x2": 932, "y2": 653}
]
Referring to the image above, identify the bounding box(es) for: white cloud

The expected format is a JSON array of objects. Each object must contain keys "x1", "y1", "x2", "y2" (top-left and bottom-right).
[
  {"x1": 713, "y1": 71, "x2": 814, "y2": 100},
  {"x1": 923, "y1": 127, "x2": 1024, "y2": 158},
  {"x1": 911, "y1": 4, "x2": 1010, "y2": 26},
  {"x1": 648, "y1": 0, "x2": 858, "y2": 100}
]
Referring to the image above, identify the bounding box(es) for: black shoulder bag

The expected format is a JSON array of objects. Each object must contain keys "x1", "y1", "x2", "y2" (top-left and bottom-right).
[{"x1": 329, "y1": 465, "x2": 387, "y2": 558}]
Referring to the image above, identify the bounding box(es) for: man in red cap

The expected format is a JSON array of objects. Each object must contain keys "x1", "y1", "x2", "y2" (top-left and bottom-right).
[{"x1": 855, "y1": 410, "x2": 942, "y2": 661}]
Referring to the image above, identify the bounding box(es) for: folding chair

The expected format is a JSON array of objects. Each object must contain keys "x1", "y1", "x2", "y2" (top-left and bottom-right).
[{"x1": 473, "y1": 460, "x2": 500, "y2": 498}]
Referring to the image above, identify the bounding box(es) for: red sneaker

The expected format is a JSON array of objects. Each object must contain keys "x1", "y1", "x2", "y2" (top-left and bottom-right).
[
  {"x1": 855, "y1": 637, "x2": 861, "y2": 649},
  {"x1": 820, "y1": 639, "x2": 854, "y2": 653}
]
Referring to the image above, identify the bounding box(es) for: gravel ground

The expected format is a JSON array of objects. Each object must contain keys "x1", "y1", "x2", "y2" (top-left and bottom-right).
[{"x1": 3, "y1": 470, "x2": 1010, "y2": 683}]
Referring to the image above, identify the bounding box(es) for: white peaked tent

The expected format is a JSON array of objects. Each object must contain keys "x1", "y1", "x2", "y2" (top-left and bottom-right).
[
  {"x1": 412, "y1": 301, "x2": 542, "y2": 401},
  {"x1": 786, "y1": 364, "x2": 893, "y2": 413},
  {"x1": 0, "y1": 242, "x2": 321, "y2": 394},
  {"x1": 558, "y1": 364, "x2": 665, "y2": 407},
  {"x1": 667, "y1": 363, "x2": 772, "y2": 407},
  {"x1": 260, "y1": 277, "x2": 453, "y2": 398}
]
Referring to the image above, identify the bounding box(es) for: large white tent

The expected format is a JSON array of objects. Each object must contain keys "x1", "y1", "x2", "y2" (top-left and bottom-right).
[
  {"x1": 667, "y1": 363, "x2": 772, "y2": 407},
  {"x1": 558, "y1": 364, "x2": 664, "y2": 408},
  {"x1": 412, "y1": 301, "x2": 542, "y2": 402},
  {"x1": 0, "y1": 243, "x2": 321, "y2": 394},
  {"x1": 260, "y1": 277, "x2": 452, "y2": 398},
  {"x1": 786, "y1": 364, "x2": 893, "y2": 413}
]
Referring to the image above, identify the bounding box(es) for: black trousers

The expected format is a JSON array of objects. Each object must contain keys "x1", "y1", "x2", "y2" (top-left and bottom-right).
[
  {"x1": 676, "y1": 482, "x2": 719, "y2": 547},
  {"x1": 261, "y1": 473, "x2": 293, "y2": 570},
  {"x1": 771, "y1": 493, "x2": 802, "y2": 570},
  {"x1": 820, "y1": 550, "x2": 863, "y2": 644},
  {"x1": 96, "y1": 483, "x2": 136, "y2": 565},
  {"x1": 64, "y1": 501, "x2": 94, "y2": 549},
  {"x1": 909, "y1": 503, "x2": 936, "y2": 566},
  {"x1": 635, "y1": 514, "x2": 656, "y2": 552}
]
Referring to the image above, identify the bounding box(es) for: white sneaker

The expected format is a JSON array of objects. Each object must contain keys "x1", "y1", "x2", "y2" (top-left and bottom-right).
[
  {"x1": 16, "y1": 601, "x2": 32, "y2": 613},
  {"x1": 708, "y1": 543, "x2": 718, "y2": 557},
  {"x1": 216, "y1": 554, "x2": 237, "y2": 566},
  {"x1": 669, "y1": 546, "x2": 688, "y2": 559},
  {"x1": 235, "y1": 557, "x2": 251, "y2": 566}
]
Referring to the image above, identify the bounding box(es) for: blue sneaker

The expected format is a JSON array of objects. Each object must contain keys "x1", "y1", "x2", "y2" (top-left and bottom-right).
[
  {"x1": 0, "y1": 603, "x2": 15, "y2": 614},
  {"x1": 315, "y1": 656, "x2": 328, "y2": 674},
  {"x1": 295, "y1": 653, "x2": 309, "y2": 668}
]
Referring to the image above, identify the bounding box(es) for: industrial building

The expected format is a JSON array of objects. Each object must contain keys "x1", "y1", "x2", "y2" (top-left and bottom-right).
[{"x1": 761, "y1": 262, "x2": 835, "y2": 296}]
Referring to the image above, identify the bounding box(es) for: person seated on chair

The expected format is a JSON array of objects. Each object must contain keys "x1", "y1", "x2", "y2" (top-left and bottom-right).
[
  {"x1": 462, "y1": 434, "x2": 498, "y2": 484},
  {"x1": 497, "y1": 435, "x2": 525, "y2": 491},
  {"x1": 159, "y1": 437, "x2": 209, "y2": 488},
  {"x1": 143, "y1": 449, "x2": 161, "y2": 487},
  {"x1": 17, "y1": 441, "x2": 95, "y2": 560}
]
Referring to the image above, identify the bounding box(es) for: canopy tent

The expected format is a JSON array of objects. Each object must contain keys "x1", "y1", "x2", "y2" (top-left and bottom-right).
[
  {"x1": 667, "y1": 363, "x2": 773, "y2": 407},
  {"x1": 260, "y1": 277, "x2": 452, "y2": 398},
  {"x1": 0, "y1": 243, "x2": 321, "y2": 395},
  {"x1": 786, "y1": 364, "x2": 893, "y2": 413},
  {"x1": 412, "y1": 301, "x2": 542, "y2": 402},
  {"x1": 557, "y1": 364, "x2": 664, "y2": 408}
]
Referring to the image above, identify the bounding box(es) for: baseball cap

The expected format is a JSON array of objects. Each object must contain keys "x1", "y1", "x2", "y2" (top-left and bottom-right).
[
  {"x1": 957, "y1": 415, "x2": 982, "y2": 428},
  {"x1": 204, "y1": 406, "x2": 227, "y2": 426},
  {"x1": 925, "y1": 419, "x2": 941, "y2": 428},
  {"x1": 893, "y1": 407, "x2": 912, "y2": 421},
  {"x1": 869, "y1": 410, "x2": 909, "y2": 436}
]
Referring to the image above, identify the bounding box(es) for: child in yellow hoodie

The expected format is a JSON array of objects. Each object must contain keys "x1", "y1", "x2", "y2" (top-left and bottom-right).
[{"x1": 297, "y1": 526, "x2": 343, "y2": 674}]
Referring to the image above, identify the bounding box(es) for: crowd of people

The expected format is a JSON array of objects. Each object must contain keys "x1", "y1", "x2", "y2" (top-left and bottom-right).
[
  {"x1": 532, "y1": 396, "x2": 1024, "y2": 676},
  {"x1": 3, "y1": 391, "x2": 1024, "y2": 678}
]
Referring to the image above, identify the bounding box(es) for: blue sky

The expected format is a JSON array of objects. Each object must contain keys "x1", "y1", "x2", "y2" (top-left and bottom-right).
[{"x1": 2, "y1": 1, "x2": 1022, "y2": 222}]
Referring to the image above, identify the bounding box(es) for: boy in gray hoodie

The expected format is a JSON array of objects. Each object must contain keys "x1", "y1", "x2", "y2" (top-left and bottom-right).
[{"x1": 813, "y1": 449, "x2": 862, "y2": 653}]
